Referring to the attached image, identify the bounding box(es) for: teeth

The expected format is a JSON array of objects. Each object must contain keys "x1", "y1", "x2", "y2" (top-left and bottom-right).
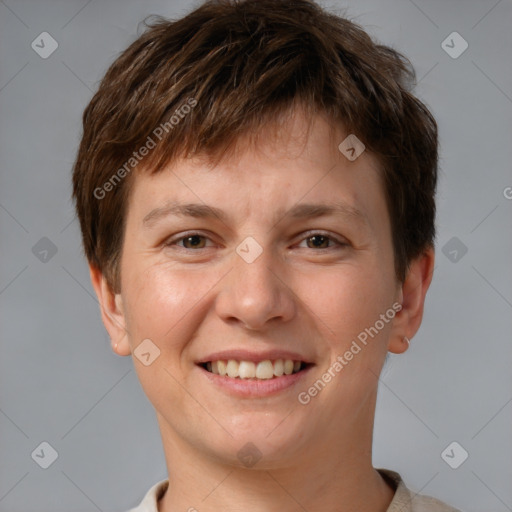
[
  {"x1": 217, "y1": 360, "x2": 227, "y2": 376},
  {"x1": 204, "y1": 358, "x2": 304, "y2": 379},
  {"x1": 239, "y1": 361, "x2": 256, "y2": 379},
  {"x1": 226, "y1": 359, "x2": 239, "y2": 378},
  {"x1": 255, "y1": 360, "x2": 274, "y2": 379},
  {"x1": 273, "y1": 359, "x2": 284, "y2": 377}
]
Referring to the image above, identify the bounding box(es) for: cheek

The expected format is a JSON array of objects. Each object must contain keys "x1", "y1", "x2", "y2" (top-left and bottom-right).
[
  {"x1": 122, "y1": 262, "x2": 218, "y2": 349},
  {"x1": 299, "y1": 262, "x2": 394, "y2": 351}
]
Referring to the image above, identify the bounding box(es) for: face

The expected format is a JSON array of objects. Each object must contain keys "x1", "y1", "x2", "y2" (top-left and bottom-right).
[{"x1": 102, "y1": 108, "x2": 415, "y2": 469}]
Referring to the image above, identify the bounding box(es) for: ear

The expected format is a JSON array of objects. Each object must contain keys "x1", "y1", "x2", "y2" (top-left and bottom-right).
[
  {"x1": 89, "y1": 264, "x2": 131, "y2": 356},
  {"x1": 388, "y1": 247, "x2": 435, "y2": 354}
]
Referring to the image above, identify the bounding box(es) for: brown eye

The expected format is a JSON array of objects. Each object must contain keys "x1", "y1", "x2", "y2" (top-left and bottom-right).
[
  {"x1": 306, "y1": 234, "x2": 331, "y2": 249},
  {"x1": 298, "y1": 232, "x2": 348, "y2": 251},
  {"x1": 181, "y1": 235, "x2": 207, "y2": 249},
  {"x1": 163, "y1": 231, "x2": 216, "y2": 251}
]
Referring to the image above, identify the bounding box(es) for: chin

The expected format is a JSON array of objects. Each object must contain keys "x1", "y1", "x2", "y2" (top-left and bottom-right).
[{"x1": 203, "y1": 410, "x2": 313, "y2": 469}]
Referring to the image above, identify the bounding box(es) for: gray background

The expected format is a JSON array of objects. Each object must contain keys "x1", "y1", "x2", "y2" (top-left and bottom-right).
[{"x1": 0, "y1": 0, "x2": 511, "y2": 510}]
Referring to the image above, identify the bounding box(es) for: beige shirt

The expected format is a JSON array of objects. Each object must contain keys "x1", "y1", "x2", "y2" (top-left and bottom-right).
[{"x1": 127, "y1": 468, "x2": 461, "y2": 511}]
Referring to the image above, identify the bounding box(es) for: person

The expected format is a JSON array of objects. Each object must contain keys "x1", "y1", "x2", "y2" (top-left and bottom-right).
[{"x1": 72, "y1": 0, "x2": 461, "y2": 510}]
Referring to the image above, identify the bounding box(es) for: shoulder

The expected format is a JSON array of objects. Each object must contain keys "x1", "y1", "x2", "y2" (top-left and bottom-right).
[
  {"x1": 125, "y1": 479, "x2": 169, "y2": 512},
  {"x1": 410, "y1": 493, "x2": 462, "y2": 512},
  {"x1": 377, "y1": 468, "x2": 462, "y2": 512}
]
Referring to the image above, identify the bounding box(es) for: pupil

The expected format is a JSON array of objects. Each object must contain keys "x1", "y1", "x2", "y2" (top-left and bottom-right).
[
  {"x1": 310, "y1": 235, "x2": 327, "y2": 248},
  {"x1": 186, "y1": 235, "x2": 203, "y2": 248}
]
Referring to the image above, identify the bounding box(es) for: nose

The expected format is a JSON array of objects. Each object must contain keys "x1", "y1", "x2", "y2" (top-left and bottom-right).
[{"x1": 214, "y1": 244, "x2": 296, "y2": 331}]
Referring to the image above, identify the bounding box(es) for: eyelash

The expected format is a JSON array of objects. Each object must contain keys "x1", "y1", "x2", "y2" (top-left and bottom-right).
[{"x1": 163, "y1": 231, "x2": 349, "y2": 251}]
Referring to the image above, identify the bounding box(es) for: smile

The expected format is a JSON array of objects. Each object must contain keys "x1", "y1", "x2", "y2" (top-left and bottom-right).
[{"x1": 201, "y1": 359, "x2": 306, "y2": 379}]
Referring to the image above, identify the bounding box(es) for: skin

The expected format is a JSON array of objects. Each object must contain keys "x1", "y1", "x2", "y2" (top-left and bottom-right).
[{"x1": 90, "y1": 106, "x2": 434, "y2": 512}]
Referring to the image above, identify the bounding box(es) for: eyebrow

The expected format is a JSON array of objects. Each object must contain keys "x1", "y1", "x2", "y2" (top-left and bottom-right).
[
  {"x1": 143, "y1": 202, "x2": 227, "y2": 228},
  {"x1": 142, "y1": 200, "x2": 369, "y2": 229}
]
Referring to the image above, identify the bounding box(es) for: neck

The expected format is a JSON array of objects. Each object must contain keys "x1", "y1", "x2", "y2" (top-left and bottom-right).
[{"x1": 156, "y1": 410, "x2": 395, "y2": 512}]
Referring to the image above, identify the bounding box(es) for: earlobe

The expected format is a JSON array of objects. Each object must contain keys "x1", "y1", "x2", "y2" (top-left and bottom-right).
[
  {"x1": 387, "y1": 248, "x2": 435, "y2": 354},
  {"x1": 388, "y1": 335, "x2": 411, "y2": 355},
  {"x1": 88, "y1": 264, "x2": 131, "y2": 356}
]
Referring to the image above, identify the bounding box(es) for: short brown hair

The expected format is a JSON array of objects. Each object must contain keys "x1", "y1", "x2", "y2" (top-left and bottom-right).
[{"x1": 72, "y1": 0, "x2": 438, "y2": 293}]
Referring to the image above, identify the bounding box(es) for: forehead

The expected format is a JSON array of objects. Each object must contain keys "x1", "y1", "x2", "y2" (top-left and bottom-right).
[{"x1": 125, "y1": 109, "x2": 387, "y2": 232}]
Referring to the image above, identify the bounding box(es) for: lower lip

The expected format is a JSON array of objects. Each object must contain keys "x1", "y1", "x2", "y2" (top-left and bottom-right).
[{"x1": 198, "y1": 365, "x2": 313, "y2": 398}]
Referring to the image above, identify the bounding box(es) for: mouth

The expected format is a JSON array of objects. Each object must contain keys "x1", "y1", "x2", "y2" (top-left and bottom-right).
[
  {"x1": 195, "y1": 350, "x2": 314, "y2": 397},
  {"x1": 198, "y1": 359, "x2": 311, "y2": 380},
  {"x1": 198, "y1": 359, "x2": 313, "y2": 398}
]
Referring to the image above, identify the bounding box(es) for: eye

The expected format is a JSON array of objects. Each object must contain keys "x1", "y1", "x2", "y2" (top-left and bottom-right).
[
  {"x1": 164, "y1": 232, "x2": 213, "y2": 249},
  {"x1": 298, "y1": 232, "x2": 347, "y2": 250},
  {"x1": 163, "y1": 231, "x2": 347, "y2": 252}
]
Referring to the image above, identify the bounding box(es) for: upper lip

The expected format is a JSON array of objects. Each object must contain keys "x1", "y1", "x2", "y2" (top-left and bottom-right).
[{"x1": 196, "y1": 349, "x2": 313, "y2": 364}]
